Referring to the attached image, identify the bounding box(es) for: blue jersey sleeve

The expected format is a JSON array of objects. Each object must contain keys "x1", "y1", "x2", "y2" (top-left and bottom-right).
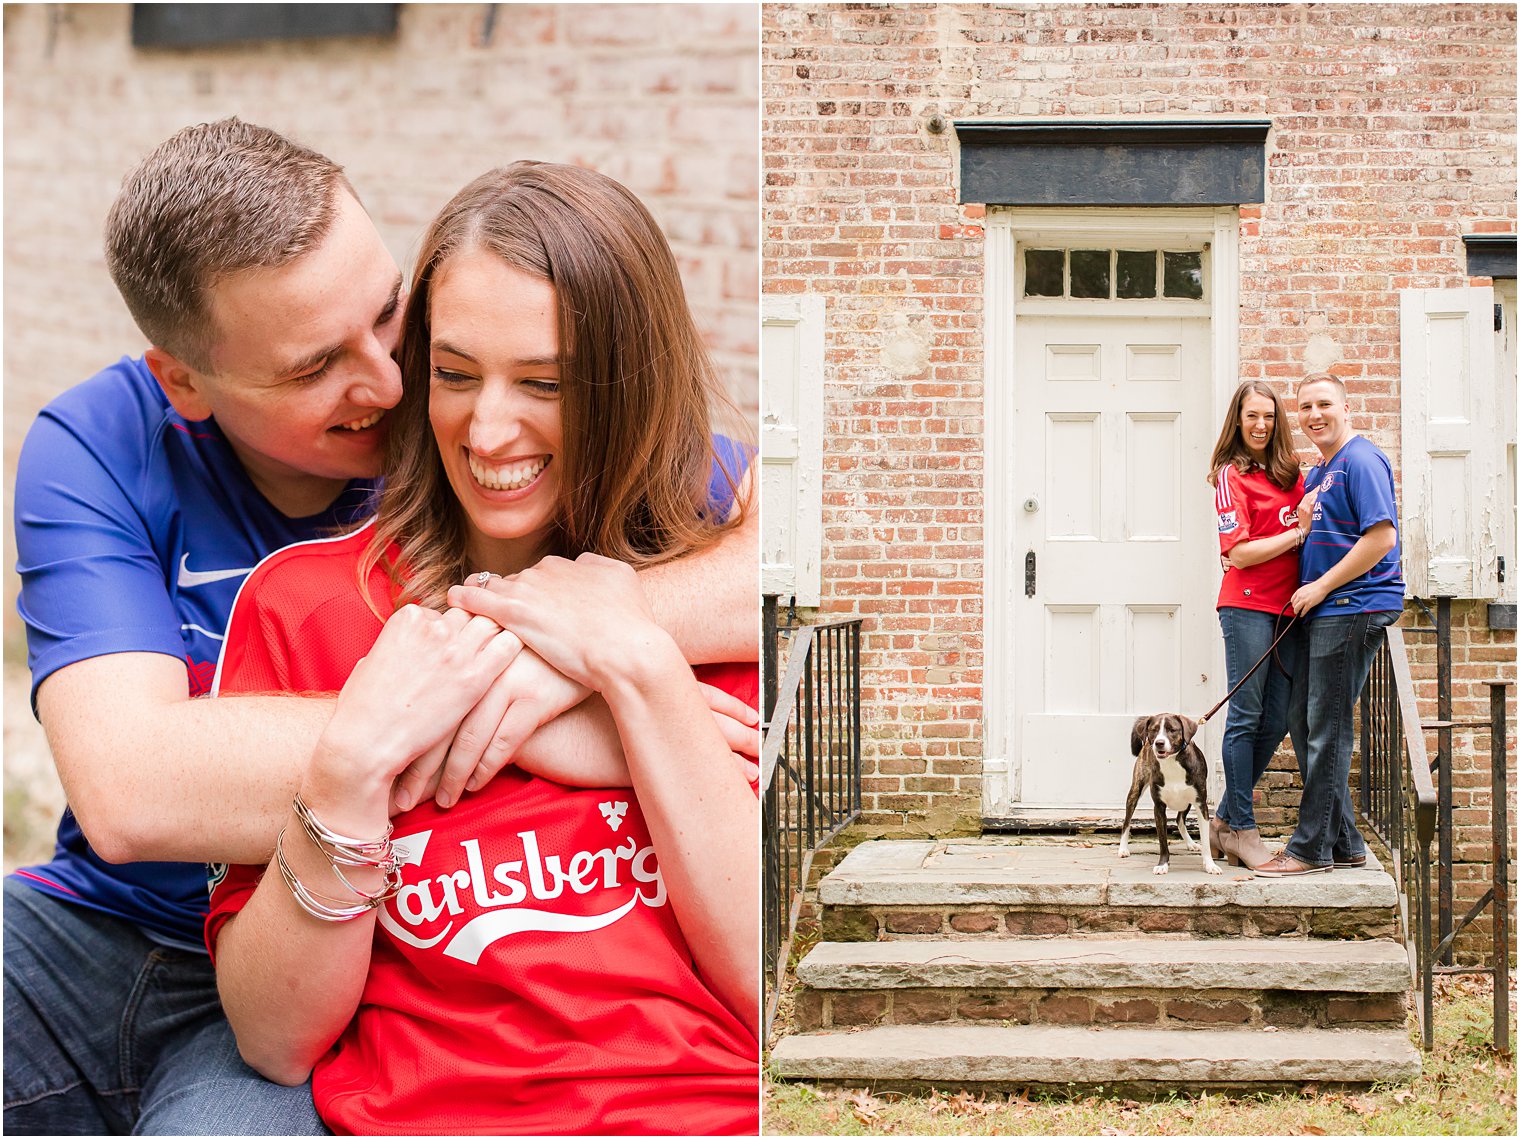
[
  {"x1": 14, "y1": 400, "x2": 187, "y2": 709},
  {"x1": 706, "y1": 434, "x2": 756, "y2": 520},
  {"x1": 1344, "y1": 445, "x2": 1398, "y2": 534}
]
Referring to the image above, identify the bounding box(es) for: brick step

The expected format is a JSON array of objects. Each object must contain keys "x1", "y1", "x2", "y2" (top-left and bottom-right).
[
  {"x1": 792, "y1": 938, "x2": 1409, "y2": 1030},
  {"x1": 820, "y1": 840, "x2": 1398, "y2": 941},
  {"x1": 770, "y1": 1023, "x2": 1421, "y2": 1093}
]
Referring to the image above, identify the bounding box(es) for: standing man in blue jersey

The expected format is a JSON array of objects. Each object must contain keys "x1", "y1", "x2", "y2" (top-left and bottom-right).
[
  {"x1": 6, "y1": 119, "x2": 758, "y2": 1135},
  {"x1": 1254, "y1": 373, "x2": 1404, "y2": 878}
]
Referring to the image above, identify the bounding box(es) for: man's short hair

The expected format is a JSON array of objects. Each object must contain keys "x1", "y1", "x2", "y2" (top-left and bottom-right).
[
  {"x1": 1296, "y1": 371, "x2": 1347, "y2": 401},
  {"x1": 104, "y1": 118, "x2": 354, "y2": 373}
]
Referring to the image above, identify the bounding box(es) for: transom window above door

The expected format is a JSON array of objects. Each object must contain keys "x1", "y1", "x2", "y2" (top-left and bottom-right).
[{"x1": 1023, "y1": 247, "x2": 1205, "y2": 301}]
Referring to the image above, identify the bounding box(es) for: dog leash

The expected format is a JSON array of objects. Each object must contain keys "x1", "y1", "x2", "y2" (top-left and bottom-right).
[{"x1": 1196, "y1": 605, "x2": 1299, "y2": 726}]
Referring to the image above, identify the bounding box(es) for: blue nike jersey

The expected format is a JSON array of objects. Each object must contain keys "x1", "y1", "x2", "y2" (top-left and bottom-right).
[{"x1": 12, "y1": 357, "x2": 377, "y2": 948}]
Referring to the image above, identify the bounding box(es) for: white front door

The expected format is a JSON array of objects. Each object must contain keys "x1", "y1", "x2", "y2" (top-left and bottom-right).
[
  {"x1": 982, "y1": 208, "x2": 1238, "y2": 822},
  {"x1": 1012, "y1": 314, "x2": 1216, "y2": 809}
]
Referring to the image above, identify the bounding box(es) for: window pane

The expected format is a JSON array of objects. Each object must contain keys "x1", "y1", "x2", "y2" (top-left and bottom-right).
[
  {"x1": 1025, "y1": 248, "x2": 1064, "y2": 297},
  {"x1": 1116, "y1": 250, "x2": 1157, "y2": 299},
  {"x1": 1163, "y1": 250, "x2": 1204, "y2": 299},
  {"x1": 1070, "y1": 249, "x2": 1110, "y2": 299}
]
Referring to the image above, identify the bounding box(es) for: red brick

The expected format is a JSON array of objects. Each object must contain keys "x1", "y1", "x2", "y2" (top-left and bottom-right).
[
  {"x1": 1166, "y1": 1000, "x2": 1253, "y2": 1025},
  {"x1": 1006, "y1": 911, "x2": 1071, "y2": 936},
  {"x1": 1038, "y1": 994, "x2": 1094, "y2": 1025},
  {"x1": 1327, "y1": 994, "x2": 1408, "y2": 1024},
  {"x1": 1095, "y1": 998, "x2": 1161, "y2": 1024},
  {"x1": 949, "y1": 911, "x2": 1001, "y2": 934},
  {"x1": 885, "y1": 910, "x2": 945, "y2": 934},
  {"x1": 793, "y1": 988, "x2": 825, "y2": 1029},
  {"x1": 830, "y1": 991, "x2": 888, "y2": 1026},
  {"x1": 892, "y1": 990, "x2": 955, "y2": 1023},
  {"x1": 960, "y1": 991, "x2": 1037, "y2": 1021}
]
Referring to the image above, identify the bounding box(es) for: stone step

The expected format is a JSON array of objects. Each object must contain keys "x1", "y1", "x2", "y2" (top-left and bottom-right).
[
  {"x1": 820, "y1": 839, "x2": 1399, "y2": 941},
  {"x1": 770, "y1": 1023, "x2": 1421, "y2": 1093},
  {"x1": 791, "y1": 938, "x2": 1410, "y2": 1031}
]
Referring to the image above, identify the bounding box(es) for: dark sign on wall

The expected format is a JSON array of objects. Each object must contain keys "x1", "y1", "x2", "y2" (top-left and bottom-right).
[
  {"x1": 132, "y1": 5, "x2": 398, "y2": 49},
  {"x1": 958, "y1": 120, "x2": 1271, "y2": 207}
]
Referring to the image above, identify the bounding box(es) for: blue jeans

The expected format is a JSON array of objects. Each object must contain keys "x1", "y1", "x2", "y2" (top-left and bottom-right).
[
  {"x1": 1284, "y1": 610, "x2": 1399, "y2": 866},
  {"x1": 3, "y1": 878, "x2": 328, "y2": 1135},
  {"x1": 1215, "y1": 607, "x2": 1304, "y2": 830}
]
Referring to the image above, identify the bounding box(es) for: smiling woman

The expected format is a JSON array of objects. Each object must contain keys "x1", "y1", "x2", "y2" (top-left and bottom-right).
[
  {"x1": 204, "y1": 161, "x2": 760, "y2": 1137},
  {"x1": 427, "y1": 253, "x2": 565, "y2": 569}
]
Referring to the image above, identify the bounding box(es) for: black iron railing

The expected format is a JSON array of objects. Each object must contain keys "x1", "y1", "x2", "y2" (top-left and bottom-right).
[
  {"x1": 1360, "y1": 618, "x2": 1514, "y2": 1054},
  {"x1": 760, "y1": 610, "x2": 862, "y2": 1038},
  {"x1": 1359, "y1": 624, "x2": 1440, "y2": 1048}
]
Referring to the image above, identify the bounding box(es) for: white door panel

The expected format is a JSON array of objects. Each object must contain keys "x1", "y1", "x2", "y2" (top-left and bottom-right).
[{"x1": 1011, "y1": 315, "x2": 1215, "y2": 811}]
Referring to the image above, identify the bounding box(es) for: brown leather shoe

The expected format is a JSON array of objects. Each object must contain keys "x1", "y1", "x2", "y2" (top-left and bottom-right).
[
  {"x1": 1252, "y1": 852, "x2": 1332, "y2": 877},
  {"x1": 1333, "y1": 853, "x2": 1368, "y2": 869}
]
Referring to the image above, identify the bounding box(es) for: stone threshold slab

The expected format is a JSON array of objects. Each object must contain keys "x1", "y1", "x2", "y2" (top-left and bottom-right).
[
  {"x1": 796, "y1": 937, "x2": 1411, "y2": 992},
  {"x1": 772, "y1": 1023, "x2": 1420, "y2": 1084},
  {"x1": 820, "y1": 840, "x2": 1396, "y2": 909}
]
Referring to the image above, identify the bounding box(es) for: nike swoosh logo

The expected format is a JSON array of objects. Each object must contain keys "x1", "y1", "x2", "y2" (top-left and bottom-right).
[{"x1": 177, "y1": 554, "x2": 254, "y2": 588}]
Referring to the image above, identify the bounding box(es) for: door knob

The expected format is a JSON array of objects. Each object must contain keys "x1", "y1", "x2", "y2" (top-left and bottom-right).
[{"x1": 1023, "y1": 497, "x2": 1040, "y2": 513}]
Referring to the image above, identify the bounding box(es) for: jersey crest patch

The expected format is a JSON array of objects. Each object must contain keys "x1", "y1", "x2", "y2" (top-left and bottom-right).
[{"x1": 1218, "y1": 510, "x2": 1239, "y2": 533}]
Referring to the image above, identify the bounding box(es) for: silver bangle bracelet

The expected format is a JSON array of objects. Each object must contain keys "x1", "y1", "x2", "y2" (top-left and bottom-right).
[
  {"x1": 275, "y1": 827, "x2": 380, "y2": 923},
  {"x1": 293, "y1": 793, "x2": 394, "y2": 867}
]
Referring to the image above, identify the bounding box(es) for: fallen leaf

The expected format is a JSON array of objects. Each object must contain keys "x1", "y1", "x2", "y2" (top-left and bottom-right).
[
  {"x1": 1392, "y1": 1089, "x2": 1416, "y2": 1104},
  {"x1": 948, "y1": 1089, "x2": 979, "y2": 1116},
  {"x1": 819, "y1": 1106, "x2": 839, "y2": 1124},
  {"x1": 1100, "y1": 1128, "x2": 1135, "y2": 1136},
  {"x1": 844, "y1": 1088, "x2": 880, "y2": 1124},
  {"x1": 1345, "y1": 1095, "x2": 1379, "y2": 1117},
  {"x1": 1295, "y1": 1127, "x2": 1328, "y2": 1136}
]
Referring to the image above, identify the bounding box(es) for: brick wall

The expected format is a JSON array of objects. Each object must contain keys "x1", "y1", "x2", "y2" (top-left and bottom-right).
[
  {"x1": 2, "y1": 1, "x2": 758, "y2": 647},
  {"x1": 762, "y1": 2, "x2": 1516, "y2": 958}
]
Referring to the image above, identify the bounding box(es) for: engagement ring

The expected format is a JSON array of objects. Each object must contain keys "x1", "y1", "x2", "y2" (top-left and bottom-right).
[{"x1": 473, "y1": 571, "x2": 493, "y2": 588}]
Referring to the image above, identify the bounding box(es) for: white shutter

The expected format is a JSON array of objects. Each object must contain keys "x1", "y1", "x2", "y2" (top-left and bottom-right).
[
  {"x1": 1400, "y1": 285, "x2": 1501, "y2": 599},
  {"x1": 760, "y1": 295, "x2": 824, "y2": 605}
]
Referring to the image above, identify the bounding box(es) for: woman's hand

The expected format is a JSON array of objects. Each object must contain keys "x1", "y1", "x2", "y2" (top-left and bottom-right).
[
  {"x1": 1297, "y1": 489, "x2": 1318, "y2": 534},
  {"x1": 446, "y1": 554, "x2": 666, "y2": 694},
  {"x1": 396, "y1": 647, "x2": 592, "y2": 810},
  {"x1": 309, "y1": 605, "x2": 521, "y2": 826},
  {"x1": 1290, "y1": 579, "x2": 1330, "y2": 617}
]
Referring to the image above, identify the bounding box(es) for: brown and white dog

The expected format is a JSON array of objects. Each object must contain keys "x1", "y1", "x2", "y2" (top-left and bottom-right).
[{"x1": 1120, "y1": 714, "x2": 1221, "y2": 876}]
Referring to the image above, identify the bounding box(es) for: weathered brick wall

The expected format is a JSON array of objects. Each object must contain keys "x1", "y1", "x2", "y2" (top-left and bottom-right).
[
  {"x1": 762, "y1": 3, "x2": 1516, "y2": 958},
  {"x1": 2, "y1": 1, "x2": 758, "y2": 648}
]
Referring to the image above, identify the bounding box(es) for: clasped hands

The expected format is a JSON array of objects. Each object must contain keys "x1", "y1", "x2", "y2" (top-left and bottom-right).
[{"x1": 318, "y1": 554, "x2": 760, "y2": 817}]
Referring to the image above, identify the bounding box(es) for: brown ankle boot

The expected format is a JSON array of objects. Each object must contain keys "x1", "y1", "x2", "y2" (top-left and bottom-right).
[
  {"x1": 1207, "y1": 816, "x2": 1234, "y2": 862},
  {"x1": 1229, "y1": 826, "x2": 1274, "y2": 870}
]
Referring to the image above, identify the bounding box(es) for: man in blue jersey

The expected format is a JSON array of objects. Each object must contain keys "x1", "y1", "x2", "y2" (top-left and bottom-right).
[
  {"x1": 6, "y1": 119, "x2": 758, "y2": 1134},
  {"x1": 1254, "y1": 373, "x2": 1403, "y2": 878}
]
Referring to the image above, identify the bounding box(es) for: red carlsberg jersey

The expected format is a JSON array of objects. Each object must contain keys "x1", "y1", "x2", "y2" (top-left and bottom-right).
[
  {"x1": 1213, "y1": 464, "x2": 1305, "y2": 614},
  {"x1": 205, "y1": 524, "x2": 759, "y2": 1136}
]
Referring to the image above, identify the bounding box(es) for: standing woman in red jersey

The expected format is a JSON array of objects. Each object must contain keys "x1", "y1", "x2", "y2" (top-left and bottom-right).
[
  {"x1": 1206, "y1": 381, "x2": 1308, "y2": 871},
  {"x1": 204, "y1": 163, "x2": 759, "y2": 1136}
]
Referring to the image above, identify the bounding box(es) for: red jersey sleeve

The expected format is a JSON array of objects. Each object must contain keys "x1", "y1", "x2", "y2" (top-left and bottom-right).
[{"x1": 1215, "y1": 465, "x2": 1253, "y2": 554}]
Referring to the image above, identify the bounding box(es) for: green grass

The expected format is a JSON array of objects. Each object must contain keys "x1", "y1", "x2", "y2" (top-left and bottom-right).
[{"x1": 764, "y1": 976, "x2": 1517, "y2": 1135}]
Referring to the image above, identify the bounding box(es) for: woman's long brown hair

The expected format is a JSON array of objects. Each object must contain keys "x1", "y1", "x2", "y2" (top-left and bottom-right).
[
  {"x1": 363, "y1": 161, "x2": 748, "y2": 610},
  {"x1": 1206, "y1": 380, "x2": 1300, "y2": 492}
]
